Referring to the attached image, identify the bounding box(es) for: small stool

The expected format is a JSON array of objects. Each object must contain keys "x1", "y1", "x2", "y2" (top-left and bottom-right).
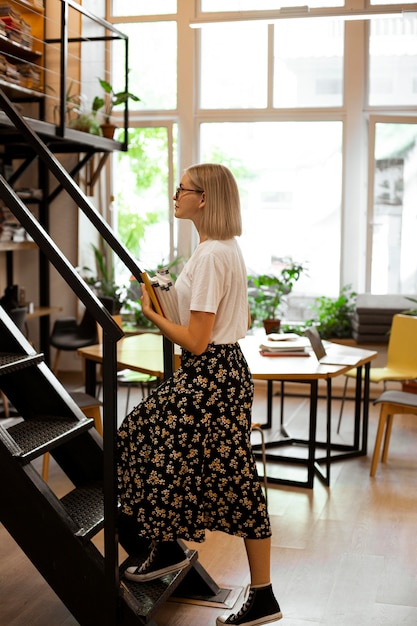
[
  {"x1": 42, "y1": 391, "x2": 103, "y2": 481},
  {"x1": 371, "y1": 389, "x2": 417, "y2": 477}
]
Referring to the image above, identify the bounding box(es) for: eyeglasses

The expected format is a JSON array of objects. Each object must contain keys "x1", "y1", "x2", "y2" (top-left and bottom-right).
[{"x1": 174, "y1": 184, "x2": 204, "y2": 199}]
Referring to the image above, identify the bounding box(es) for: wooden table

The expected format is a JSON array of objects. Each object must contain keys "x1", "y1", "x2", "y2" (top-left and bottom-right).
[
  {"x1": 239, "y1": 335, "x2": 378, "y2": 488},
  {"x1": 78, "y1": 333, "x2": 180, "y2": 395},
  {"x1": 79, "y1": 333, "x2": 377, "y2": 489}
]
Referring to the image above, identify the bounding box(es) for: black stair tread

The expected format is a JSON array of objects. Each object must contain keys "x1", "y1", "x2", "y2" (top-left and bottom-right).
[
  {"x1": 120, "y1": 549, "x2": 198, "y2": 620},
  {"x1": 60, "y1": 483, "x2": 105, "y2": 539},
  {"x1": 0, "y1": 352, "x2": 44, "y2": 375},
  {"x1": 4, "y1": 415, "x2": 92, "y2": 460}
]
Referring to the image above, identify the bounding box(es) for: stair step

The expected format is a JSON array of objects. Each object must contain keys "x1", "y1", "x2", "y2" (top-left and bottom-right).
[
  {"x1": 1, "y1": 415, "x2": 93, "y2": 462},
  {"x1": 120, "y1": 549, "x2": 198, "y2": 621},
  {"x1": 0, "y1": 352, "x2": 44, "y2": 375},
  {"x1": 60, "y1": 483, "x2": 105, "y2": 539}
]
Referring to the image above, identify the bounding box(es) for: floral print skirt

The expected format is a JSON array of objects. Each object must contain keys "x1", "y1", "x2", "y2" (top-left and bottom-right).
[{"x1": 116, "y1": 342, "x2": 271, "y2": 543}]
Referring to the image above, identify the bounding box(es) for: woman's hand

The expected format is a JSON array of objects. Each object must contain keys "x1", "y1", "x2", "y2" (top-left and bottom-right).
[
  {"x1": 140, "y1": 283, "x2": 153, "y2": 319},
  {"x1": 140, "y1": 282, "x2": 215, "y2": 355}
]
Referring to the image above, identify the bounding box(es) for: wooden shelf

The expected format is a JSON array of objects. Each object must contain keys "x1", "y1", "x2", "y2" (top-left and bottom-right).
[{"x1": 0, "y1": 241, "x2": 37, "y2": 252}]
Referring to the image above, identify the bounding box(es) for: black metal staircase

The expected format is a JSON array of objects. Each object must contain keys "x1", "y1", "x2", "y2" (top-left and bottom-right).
[
  {"x1": 0, "y1": 54, "x2": 223, "y2": 626},
  {"x1": 0, "y1": 306, "x2": 207, "y2": 626}
]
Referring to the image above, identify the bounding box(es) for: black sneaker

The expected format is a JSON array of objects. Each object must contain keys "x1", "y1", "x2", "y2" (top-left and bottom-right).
[
  {"x1": 216, "y1": 584, "x2": 282, "y2": 626},
  {"x1": 124, "y1": 541, "x2": 190, "y2": 582}
]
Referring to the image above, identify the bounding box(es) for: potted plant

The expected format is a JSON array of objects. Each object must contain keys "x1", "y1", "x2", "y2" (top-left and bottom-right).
[
  {"x1": 92, "y1": 77, "x2": 140, "y2": 138},
  {"x1": 53, "y1": 82, "x2": 101, "y2": 135},
  {"x1": 82, "y1": 242, "x2": 128, "y2": 313},
  {"x1": 304, "y1": 284, "x2": 357, "y2": 339},
  {"x1": 248, "y1": 260, "x2": 305, "y2": 334}
]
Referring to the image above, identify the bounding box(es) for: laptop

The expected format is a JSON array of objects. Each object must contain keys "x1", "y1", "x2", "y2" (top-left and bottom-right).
[{"x1": 304, "y1": 327, "x2": 360, "y2": 366}]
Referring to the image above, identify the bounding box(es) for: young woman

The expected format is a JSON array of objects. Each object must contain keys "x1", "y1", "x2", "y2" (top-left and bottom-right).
[{"x1": 116, "y1": 163, "x2": 282, "y2": 625}]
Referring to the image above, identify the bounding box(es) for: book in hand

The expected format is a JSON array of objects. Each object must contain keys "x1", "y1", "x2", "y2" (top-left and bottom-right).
[
  {"x1": 140, "y1": 267, "x2": 181, "y2": 324},
  {"x1": 259, "y1": 333, "x2": 310, "y2": 357}
]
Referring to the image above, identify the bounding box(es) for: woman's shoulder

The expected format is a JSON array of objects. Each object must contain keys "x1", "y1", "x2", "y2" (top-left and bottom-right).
[{"x1": 200, "y1": 238, "x2": 238, "y2": 254}]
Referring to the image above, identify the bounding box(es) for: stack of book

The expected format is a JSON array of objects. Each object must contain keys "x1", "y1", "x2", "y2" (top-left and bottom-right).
[
  {"x1": 140, "y1": 267, "x2": 180, "y2": 324},
  {"x1": 259, "y1": 333, "x2": 310, "y2": 357}
]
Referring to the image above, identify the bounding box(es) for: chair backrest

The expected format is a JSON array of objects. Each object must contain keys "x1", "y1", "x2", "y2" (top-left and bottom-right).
[
  {"x1": 386, "y1": 314, "x2": 417, "y2": 372},
  {"x1": 9, "y1": 307, "x2": 27, "y2": 334}
]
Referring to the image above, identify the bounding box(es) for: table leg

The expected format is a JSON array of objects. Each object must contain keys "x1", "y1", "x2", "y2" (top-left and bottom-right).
[
  {"x1": 254, "y1": 379, "x2": 319, "y2": 489},
  {"x1": 361, "y1": 362, "x2": 370, "y2": 455},
  {"x1": 84, "y1": 358, "x2": 97, "y2": 397}
]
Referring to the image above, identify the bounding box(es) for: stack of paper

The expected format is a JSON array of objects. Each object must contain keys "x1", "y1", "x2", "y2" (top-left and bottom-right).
[{"x1": 259, "y1": 333, "x2": 310, "y2": 357}]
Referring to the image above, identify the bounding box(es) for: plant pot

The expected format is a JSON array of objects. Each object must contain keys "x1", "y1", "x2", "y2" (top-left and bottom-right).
[
  {"x1": 100, "y1": 123, "x2": 117, "y2": 139},
  {"x1": 263, "y1": 319, "x2": 281, "y2": 335}
]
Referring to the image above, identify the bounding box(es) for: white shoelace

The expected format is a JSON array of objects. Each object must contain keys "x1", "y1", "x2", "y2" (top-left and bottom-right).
[
  {"x1": 137, "y1": 540, "x2": 158, "y2": 572},
  {"x1": 230, "y1": 585, "x2": 255, "y2": 622}
]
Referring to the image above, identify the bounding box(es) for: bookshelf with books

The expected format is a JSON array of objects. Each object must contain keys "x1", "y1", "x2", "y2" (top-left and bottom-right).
[{"x1": 0, "y1": 1, "x2": 44, "y2": 98}]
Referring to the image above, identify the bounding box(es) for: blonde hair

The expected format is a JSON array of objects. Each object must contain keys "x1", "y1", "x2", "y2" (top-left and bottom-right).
[{"x1": 186, "y1": 163, "x2": 242, "y2": 239}]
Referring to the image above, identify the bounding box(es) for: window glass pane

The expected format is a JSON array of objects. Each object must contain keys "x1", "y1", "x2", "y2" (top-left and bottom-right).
[
  {"x1": 113, "y1": 126, "x2": 176, "y2": 273},
  {"x1": 201, "y1": 0, "x2": 343, "y2": 10},
  {"x1": 112, "y1": 23, "x2": 177, "y2": 110},
  {"x1": 200, "y1": 121, "x2": 343, "y2": 304},
  {"x1": 369, "y1": 16, "x2": 417, "y2": 106},
  {"x1": 370, "y1": 122, "x2": 417, "y2": 293},
  {"x1": 200, "y1": 23, "x2": 267, "y2": 109},
  {"x1": 274, "y1": 20, "x2": 344, "y2": 108},
  {"x1": 112, "y1": 1, "x2": 176, "y2": 16}
]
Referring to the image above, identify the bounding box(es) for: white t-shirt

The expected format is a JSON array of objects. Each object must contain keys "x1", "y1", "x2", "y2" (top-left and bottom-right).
[{"x1": 175, "y1": 238, "x2": 248, "y2": 345}]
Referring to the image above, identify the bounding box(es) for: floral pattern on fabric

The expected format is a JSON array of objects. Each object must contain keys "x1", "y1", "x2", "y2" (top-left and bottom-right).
[{"x1": 116, "y1": 343, "x2": 271, "y2": 542}]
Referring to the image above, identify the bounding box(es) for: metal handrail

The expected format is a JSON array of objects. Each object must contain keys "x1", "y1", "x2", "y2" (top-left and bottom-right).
[
  {"x1": 0, "y1": 78, "x2": 170, "y2": 623},
  {"x1": 45, "y1": 0, "x2": 130, "y2": 151}
]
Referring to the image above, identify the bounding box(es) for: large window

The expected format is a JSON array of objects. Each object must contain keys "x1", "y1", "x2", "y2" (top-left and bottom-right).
[
  {"x1": 108, "y1": 2, "x2": 417, "y2": 313},
  {"x1": 200, "y1": 121, "x2": 343, "y2": 296},
  {"x1": 369, "y1": 119, "x2": 417, "y2": 293},
  {"x1": 368, "y1": 16, "x2": 417, "y2": 106},
  {"x1": 112, "y1": 125, "x2": 177, "y2": 274}
]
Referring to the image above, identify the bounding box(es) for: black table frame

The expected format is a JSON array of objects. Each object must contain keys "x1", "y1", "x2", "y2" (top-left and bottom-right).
[{"x1": 252, "y1": 362, "x2": 371, "y2": 489}]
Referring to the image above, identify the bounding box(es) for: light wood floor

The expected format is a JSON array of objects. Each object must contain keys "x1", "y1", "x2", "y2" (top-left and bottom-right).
[{"x1": 1, "y1": 377, "x2": 417, "y2": 626}]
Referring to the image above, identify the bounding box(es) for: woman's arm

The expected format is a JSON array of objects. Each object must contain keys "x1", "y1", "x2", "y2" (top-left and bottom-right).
[{"x1": 141, "y1": 284, "x2": 215, "y2": 355}]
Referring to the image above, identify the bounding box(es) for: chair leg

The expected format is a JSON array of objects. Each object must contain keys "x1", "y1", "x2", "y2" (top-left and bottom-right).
[
  {"x1": 381, "y1": 413, "x2": 394, "y2": 463},
  {"x1": 125, "y1": 384, "x2": 132, "y2": 416},
  {"x1": 370, "y1": 405, "x2": 390, "y2": 477},
  {"x1": 82, "y1": 405, "x2": 103, "y2": 436},
  {"x1": 42, "y1": 453, "x2": 50, "y2": 481},
  {"x1": 52, "y1": 349, "x2": 61, "y2": 376},
  {"x1": 252, "y1": 424, "x2": 268, "y2": 508},
  {"x1": 336, "y1": 376, "x2": 349, "y2": 433}
]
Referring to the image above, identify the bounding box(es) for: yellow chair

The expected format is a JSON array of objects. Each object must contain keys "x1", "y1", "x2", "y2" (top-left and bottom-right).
[
  {"x1": 337, "y1": 314, "x2": 417, "y2": 433},
  {"x1": 370, "y1": 389, "x2": 417, "y2": 476}
]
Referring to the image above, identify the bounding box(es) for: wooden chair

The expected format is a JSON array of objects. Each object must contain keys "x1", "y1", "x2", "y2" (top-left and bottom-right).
[
  {"x1": 42, "y1": 391, "x2": 103, "y2": 481},
  {"x1": 337, "y1": 314, "x2": 417, "y2": 433},
  {"x1": 370, "y1": 389, "x2": 417, "y2": 477},
  {"x1": 49, "y1": 308, "x2": 98, "y2": 376}
]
